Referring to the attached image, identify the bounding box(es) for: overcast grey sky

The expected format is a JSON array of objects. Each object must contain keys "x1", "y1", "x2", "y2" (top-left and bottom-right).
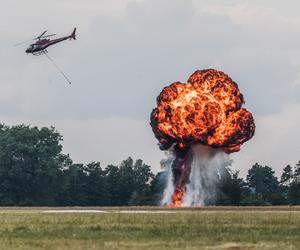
[{"x1": 1, "y1": 0, "x2": 300, "y2": 176}]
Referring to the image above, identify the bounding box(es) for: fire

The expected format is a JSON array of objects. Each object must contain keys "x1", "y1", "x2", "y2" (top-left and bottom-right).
[
  {"x1": 171, "y1": 162, "x2": 187, "y2": 206},
  {"x1": 150, "y1": 69, "x2": 255, "y2": 207},
  {"x1": 171, "y1": 187, "x2": 184, "y2": 207}
]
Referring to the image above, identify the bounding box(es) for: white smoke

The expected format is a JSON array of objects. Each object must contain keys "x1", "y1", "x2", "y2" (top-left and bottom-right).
[
  {"x1": 160, "y1": 151, "x2": 175, "y2": 206},
  {"x1": 160, "y1": 164, "x2": 174, "y2": 205},
  {"x1": 161, "y1": 144, "x2": 231, "y2": 206}
]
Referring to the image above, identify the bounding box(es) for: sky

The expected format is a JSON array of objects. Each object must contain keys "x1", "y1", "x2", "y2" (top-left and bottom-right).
[{"x1": 1, "y1": 0, "x2": 300, "y2": 176}]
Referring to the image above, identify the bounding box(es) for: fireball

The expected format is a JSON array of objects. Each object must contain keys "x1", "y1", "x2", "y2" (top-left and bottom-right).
[{"x1": 150, "y1": 69, "x2": 255, "y2": 153}]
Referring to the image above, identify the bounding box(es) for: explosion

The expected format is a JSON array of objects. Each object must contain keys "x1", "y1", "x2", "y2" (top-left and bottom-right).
[{"x1": 150, "y1": 69, "x2": 255, "y2": 206}]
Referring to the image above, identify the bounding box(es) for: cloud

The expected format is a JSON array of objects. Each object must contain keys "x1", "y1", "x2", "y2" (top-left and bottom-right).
[
  {"x1": 0, "y1": 115, "x2": 164, "y2": 171},
  {"x1": 0, "y1": 0, "x2": 300, "y2": 174},
  {"x1": 58, "y1": 117, "x2": 164, "y2": 169},
  {"x1": 232, "y1": 103, "x2": 300, "y2": 176}
]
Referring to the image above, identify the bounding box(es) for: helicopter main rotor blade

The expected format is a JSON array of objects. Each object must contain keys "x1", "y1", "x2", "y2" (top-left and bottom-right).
[
  {"x1": 35, "y1": 30, "x2": 47, "y2": 39},
  {"x1": 14, "y1": 30, "x2": 55, "y2": 47},
  {"x1": 13, "y1": 38, "x2": 35, "y2": 47},
  {"x1": 40, "y1": 34, "x2": 56, "y2": 38}
]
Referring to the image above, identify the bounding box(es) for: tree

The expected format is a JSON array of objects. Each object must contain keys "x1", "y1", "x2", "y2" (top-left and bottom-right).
[
  {"x1": 246, "y1": 163, "x2": 283, "y2": 204},
  {"x1": 103, "y1": 158, "x2": 155, "y2": 206},
  {"x1": 105, "y1": 164, "x2": 121, "y2": 205},
  {"x1": 115, "y1": 157, "x2": 135, "y2": 205},
  {"x1": 217, "y1": 169, "x2": 244, "y2": 205},
  {"x1": 288, "y1": 183, "x2": 300, "y2": 204},
  {"x1": 288, "y1": 161, "x2": 300, "y2": 204},
  {"x1": 281, "y1": 165, "x2": 293, "y2": 186},
  {"x1": 0, "y1": 125, "x2": 66, "y2": 205},
  {"x1": 279, "y1": 165, "x2": 293, "y2": 202},
  {"x1": 61, "y1": 163, "x2": 91, "y2": 205},
  {"x1": 83, "y1": 162, "x2": 109, "y2": 205},
  {"x1": 130, "y1": 159, "x2": 155, "y2": 205}
]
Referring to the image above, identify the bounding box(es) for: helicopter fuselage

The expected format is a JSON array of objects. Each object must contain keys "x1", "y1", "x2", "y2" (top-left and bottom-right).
[{"x1": 26, "y1": 36, "x2": 71, "y2": 54}]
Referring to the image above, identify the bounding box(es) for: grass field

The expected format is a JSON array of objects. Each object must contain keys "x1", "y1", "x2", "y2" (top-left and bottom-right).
[{"x1": 0, "y1": 207, "x2": 299, "y2": 250}]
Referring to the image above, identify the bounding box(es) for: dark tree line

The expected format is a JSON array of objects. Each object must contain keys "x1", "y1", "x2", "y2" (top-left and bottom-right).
[
  {"x1": 0, "y1": 124, "x2": 299, "y2": 206},
  {"x1": 217, "y1": 162, "x2": 300, "y2": 205},
  {"x1": 0, "y1": 124, "x2": 157, "y2": 206}
]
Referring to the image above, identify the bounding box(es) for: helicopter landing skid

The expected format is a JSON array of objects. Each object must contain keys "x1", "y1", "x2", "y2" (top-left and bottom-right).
[{"x1": 33, "y1": 50, "x2": 48, "y2": 56}]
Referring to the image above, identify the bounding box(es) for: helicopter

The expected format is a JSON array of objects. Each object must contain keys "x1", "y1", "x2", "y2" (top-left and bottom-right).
[
  {"x1": 15, "y1": 28, "x2": 77, "y2": 84},
  {"x1": 15, "y1": 28, "x2": 76, "y2": 55}
]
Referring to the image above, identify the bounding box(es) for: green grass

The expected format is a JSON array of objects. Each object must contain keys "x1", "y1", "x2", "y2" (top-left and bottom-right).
[{"x1": 0, "y1": 209, "x2": 299, "y2": 249}]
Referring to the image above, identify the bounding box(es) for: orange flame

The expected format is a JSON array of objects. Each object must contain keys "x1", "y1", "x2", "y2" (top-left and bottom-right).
[
  {"x1": 171, "y1": 187, "x2": 184, "y2": 207},
  {"x1": 151, "y1": 69, "x2": 255, "y2": 206},
  {"x1": 169, "y1": 163, "x2": 187, "y2": 207}
]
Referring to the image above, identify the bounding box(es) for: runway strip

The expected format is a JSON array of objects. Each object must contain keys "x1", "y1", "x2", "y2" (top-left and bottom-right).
[
  {"x1": 43, "y1": 210, "x2": 176, "y2": 214},
  {"x1": 118, "y1": 210, "x2": 176, "y2": 214},
  {"x1": 43, "y1": 210, "x2": 107, "y2": 213}
]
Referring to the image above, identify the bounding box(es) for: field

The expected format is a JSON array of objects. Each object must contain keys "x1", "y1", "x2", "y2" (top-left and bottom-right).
[{"x1": 0, "y1": 207, "x2": 300, "y2": 250}]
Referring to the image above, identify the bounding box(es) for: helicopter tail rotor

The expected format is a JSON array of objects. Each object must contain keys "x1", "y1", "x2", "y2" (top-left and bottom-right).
[{"x1": 70, "y1": 28, "x2": 76, "y2": 40}]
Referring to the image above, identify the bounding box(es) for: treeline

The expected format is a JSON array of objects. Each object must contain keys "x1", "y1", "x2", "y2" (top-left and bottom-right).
[
  {"x1": 0, "y1": 124, "x2": 159, "y2": 206},
  {"x1": 217, "y1": 162, "x2": 300, "y2": 205},
  {"x1": 0, "y1": 124, "x2": 299, "y2": 206}
]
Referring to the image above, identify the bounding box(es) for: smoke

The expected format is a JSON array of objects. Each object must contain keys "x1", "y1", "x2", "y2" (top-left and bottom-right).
[
  {"x1": 161, "y1": 159, "x2": 174, "y2": 206},
  {"x1": 161, "y1": 144, "x2": 231, "y2": 206},
  {"x1": 182, "y1": 145, "x2": 231, "y2": 206}
]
